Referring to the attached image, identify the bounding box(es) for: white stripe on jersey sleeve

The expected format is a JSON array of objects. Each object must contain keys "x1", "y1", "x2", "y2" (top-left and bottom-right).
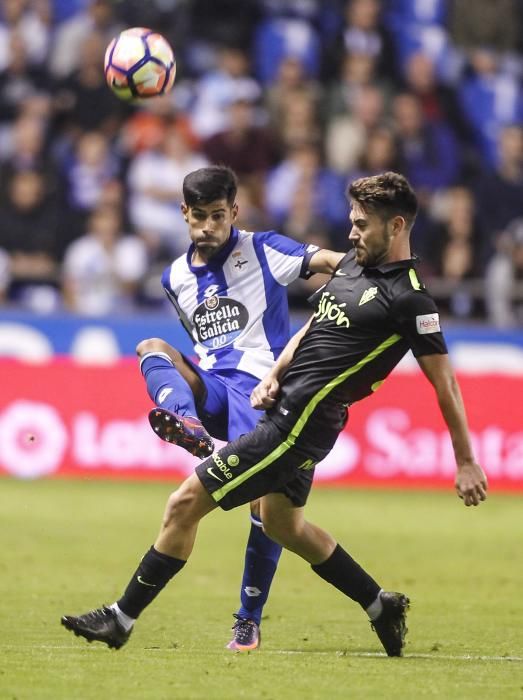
[{"x1": 263, "y1": 243, "x2": 304, "y2": 286}]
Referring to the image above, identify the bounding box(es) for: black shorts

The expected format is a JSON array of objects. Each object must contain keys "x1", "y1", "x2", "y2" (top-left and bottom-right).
[{"x1": 195, "y1": 417, "x2": 332, "y2": 511}]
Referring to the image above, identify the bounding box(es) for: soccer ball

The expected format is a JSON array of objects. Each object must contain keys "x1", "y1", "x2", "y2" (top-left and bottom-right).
[{"x1": 104, "y1": 27, "x2": 176, "y2": 101}]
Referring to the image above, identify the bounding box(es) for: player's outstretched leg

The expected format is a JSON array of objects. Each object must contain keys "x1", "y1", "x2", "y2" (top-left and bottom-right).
[
  {"x1": 227, "y1": 510, "x2": 282, "y2": 651},
  {"x1": 311, "y1": 546, "x2": 410, "y2": 656},
  {"x1": 149, "y1": 407, "x2": 214, "y2": 458},
  {"x1": 139, "y1": 346, "x2": 214, "y2": 458},
  {"x1": 61, "y1": 545, "x2": 186, "y2": 649},
  {"x1": 261, "y1": 494, "x2": 410, "y2": 657},
  {"x1": 62, "y1": 474, "x2": 215, "y2": 649}
]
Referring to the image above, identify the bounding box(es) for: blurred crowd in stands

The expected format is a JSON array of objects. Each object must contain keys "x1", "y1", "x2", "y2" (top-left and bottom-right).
[{"x1": 0, "y1": 0, "x2": 522, "y2": 326}]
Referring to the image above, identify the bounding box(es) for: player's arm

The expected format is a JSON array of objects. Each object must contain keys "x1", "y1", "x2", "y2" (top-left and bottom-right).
[
  {"x1": 251, "y1": 316, "x2": 313, "y2": 410},
  {"x1": 307, "y1": 249, "x2": 345, "y2": 275},
  {"x1": 416, "y1": 353, "x2": 488, "y2": 506}
]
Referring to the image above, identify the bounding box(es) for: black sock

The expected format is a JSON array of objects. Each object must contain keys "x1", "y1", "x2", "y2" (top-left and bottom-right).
[
  {"x1": 117, "y1": 546, "x2": 186, "y2": 618},
  {"x1": 311, "y1": 544, "x2": 381, "y2": 610}
]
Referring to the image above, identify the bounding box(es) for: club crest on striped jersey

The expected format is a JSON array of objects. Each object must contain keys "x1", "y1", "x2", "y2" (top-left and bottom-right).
[
  {"x1": 232, "y1": 250, "x2": 248, "y2": 269},
  {"x1": 193, "y1": 295, "x2": 249, "y2": 349}
]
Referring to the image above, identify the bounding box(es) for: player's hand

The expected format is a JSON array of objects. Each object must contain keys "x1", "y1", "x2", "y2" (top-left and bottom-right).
[
  {"x1": 250, "y1": 375, "x2": 280, "y2": 410},
  {"x1": 455, "y1": 461, "x2": 488, "y2": 506}
]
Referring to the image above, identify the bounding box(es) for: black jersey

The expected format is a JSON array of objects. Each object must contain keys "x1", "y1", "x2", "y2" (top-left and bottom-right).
[{"x1": 268, "y1": 250, "x2": 447, "y2": 449}]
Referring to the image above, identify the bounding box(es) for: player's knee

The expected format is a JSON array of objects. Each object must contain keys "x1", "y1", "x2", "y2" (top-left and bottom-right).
[
  {"x1": 260, "y1": 520, "x2": 283, "y2": 545},
  {"x1": 162, "y1": 483, "x2": 200, "y2": 529},
  {"x1": 250, "y1": 499, "x2": 261, "y2": 520},
  {"x1": 136, "y1": 337, "x2": 180, "y2": 360},
  {"x1": 136, "y1": 337, "x2": 163, "y2": 357},
  {"x1": 262, "y1": 515, "x2": 301, "y2": 547}
]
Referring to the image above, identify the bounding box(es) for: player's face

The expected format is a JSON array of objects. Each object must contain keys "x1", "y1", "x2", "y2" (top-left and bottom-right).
[
  {"x1": 348, "y1": 202, "x2": 393, "y2": 267},
  {"x1": 183, "y1": 199, "x2": 238, "y2": 262}
]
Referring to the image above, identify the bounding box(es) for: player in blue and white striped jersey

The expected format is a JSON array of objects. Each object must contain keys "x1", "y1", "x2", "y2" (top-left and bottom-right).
[{"x1": 136, "y1": 166, "x2": 343, "y2": 650}]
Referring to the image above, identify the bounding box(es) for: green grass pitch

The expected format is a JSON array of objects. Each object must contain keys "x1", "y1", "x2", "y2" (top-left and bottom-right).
[{"x1": 1, "y1": 478, "x2": 522, "y2": 700}]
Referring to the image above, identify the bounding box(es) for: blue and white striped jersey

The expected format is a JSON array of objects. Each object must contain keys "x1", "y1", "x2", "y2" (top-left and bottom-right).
[{"x1": 162, "y1": 227, "x2": 319, "y2": 379}]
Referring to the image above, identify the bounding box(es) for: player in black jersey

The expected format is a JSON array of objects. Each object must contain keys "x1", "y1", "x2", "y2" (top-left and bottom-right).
[{"x1": 62, "y1": 172, "x2": 487, "y2": 657}]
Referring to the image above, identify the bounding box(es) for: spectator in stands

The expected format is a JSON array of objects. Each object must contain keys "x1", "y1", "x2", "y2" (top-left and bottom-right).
[
  {"x1": 0, "y1": 169, "x2": 61, "y2": 311},
  {"x1": 118, "y1": 1, "x2": 188, "y2": 70},
  {"x1": 52, "y1": 0, "x2": 87, "y2": 25},
  {"x1": 118, "y1": 96, "x2": 177, "y2": 157},
  {"x1": 0, "y1": 0, "x2": 50, "y2": 70},
  {"x1": 381, "y1": 0, "x2": 443, "y2": 28},
  {"x1": 0, "y1": 112, "x2": 58, "y2": 202},
  {"x1": 1, "y1": 111, "x2": 46, "y2": 170},
  {"x1": 457, "y1": 48, "x2": 523, "y2": 168},
  {"x1": 449, "y1": 0, "x2": 521, "y2": 60},
  {"x1": 202, "y1": 96, "x2": 280, "y2": 205},
  {"x1": 62, "y1": 204, "x2": 147, "y2": 316},
  {"x1": 253, "y1": 7, "x2": 321, "y2": 85},
  {"x1": 63, "y1": 129, "x2": 118, "y2": 215},
  {"x1": 189, "y1": 47, "x2": 261, "y2": 139},
  {"x1": 275, "y1": 86, "x2": 322, "y2": 152},
  {"x1": 184, "y1": 0, "x2": 261, "y2": 73},
  {"x1": 485, "y1": 218, "x2": 523, "y2": 328},
  {"x1": 55, "y1": 31, "x2": 124, "y2": 136},
  {"x1": 0, "y1": 30, "x2": 51, "y2": 122},
  {"x1": 402, "y1": 51, "x2": 472, "y2": 145},
  {"x1": 326, "y1": 83, "x2": 387, "y2": 174},
  {"x1": 127, "y1": 121, "x2": 209, "y2": 257},
  {"x1": 324, "y1": 0, "x2": 396, "y2": 82},
  {"x1": 282, "y1": 180, "x2": 334, "y2": 309},
  {"x1": 49, "y1": 0, "x2": 122, "y2": 79},
  {"x1": 324, "y1": 51, "x2": 388, "y2": 120},
  {"x1": 281, "y1": 176, "x2": 327, "y2": 245},
  {"x1": 472, "y1": 124, "x2": 523, "y2": 261},
  {"x1": 391, "y1": 91, "x2": 461, "y2": 195},
  {"x1": 346, "y1": 126, "x2": 401, "y2": 183},
  {"x1": 265, "y1": 141, "x2": 346, "y2": 234},
  {"x1": 233, "y1": 182, "x2": 270, "y2": 233},
  {"x1": 265, "y1": 55, "x2": 322, "y2": 132},
  {"x1": 259, "y1": 0, "x2": 324, "y2": 22},
  {"x1": 382, "y1": 0, "x2": 453, "y2": 82},
  {"x1": 424, "y1": 186, "x2": 485, "y2": 318}
]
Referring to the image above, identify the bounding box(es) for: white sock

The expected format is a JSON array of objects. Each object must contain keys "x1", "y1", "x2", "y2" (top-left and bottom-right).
[
  {"x1": 250, "y1": 514, "x2": 263, "y2": 527},
  {"x1": 139, "y1": 351, "x2": 174, "y2": 371},
  {"x1": 366, "y1": 590, "x2": 384, "y2": 621},
  {"x1": 110, "y1": 603, "x2": 136, "y2": 632}
]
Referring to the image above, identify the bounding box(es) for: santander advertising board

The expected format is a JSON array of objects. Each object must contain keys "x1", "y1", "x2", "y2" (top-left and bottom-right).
[{"x1": 0, "y1": 360, "x2": 522, "y2": 489}]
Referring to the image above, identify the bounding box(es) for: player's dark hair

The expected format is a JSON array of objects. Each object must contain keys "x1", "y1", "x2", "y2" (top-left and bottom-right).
[
  {"x1": 347, "y1": 171, "x2": 418, "y2": 225},
  {"x1": 183, "y1": 165, "x2": 238, "y2": 207}
]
